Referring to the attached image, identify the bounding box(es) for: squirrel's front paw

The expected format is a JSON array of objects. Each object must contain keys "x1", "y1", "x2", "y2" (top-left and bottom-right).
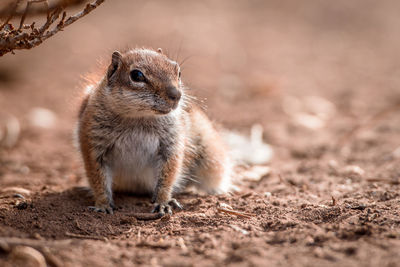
[
  {"x1": 151, "y1": 198, "x2": 183, "y2": 215},
  {"x1": 88, "y1": 202, "x2": 114, "y2": 214}
]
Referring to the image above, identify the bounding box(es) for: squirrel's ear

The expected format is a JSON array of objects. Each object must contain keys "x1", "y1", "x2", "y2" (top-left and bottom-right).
[
  {"x1": 157, "y1": 48, "x2": 163, "y2": 54},
  {"x1": 107, "y1": 51, "x2": 122, "y2": 80}
]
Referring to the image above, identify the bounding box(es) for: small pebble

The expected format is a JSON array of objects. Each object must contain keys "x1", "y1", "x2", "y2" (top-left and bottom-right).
[
  {"x1": 28, "y1": 107, "x2": 57, "y2": 128},
  {"x1": 32, "y1": 233, "x2": 43, "y2": 240},
  {"x1": 293, "y1": 113, "x2": 325, "y2": 130},
  {"x1": 9, "y1": 246, "x2": 46, "y2": 267},
  {"x1": 264, "y1": 192, "x2": 272, "y2": 198},
  {"x1": 0, "y1": 240, "x2": 10, "y2": 252},
  {"x1": 219, "y1": 203, "x2": 233, "y2": 210},
  {"x1": 328, "y1": 160, "x2": 338, "y2": 169},
  {"x1": 344, "y1": 165, "x2": 365, "y2": 176}
]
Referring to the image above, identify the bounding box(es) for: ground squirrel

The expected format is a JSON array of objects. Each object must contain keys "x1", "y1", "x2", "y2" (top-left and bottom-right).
[{"x1": 77, "y1": 48, "x2": 232, "y2": 215}]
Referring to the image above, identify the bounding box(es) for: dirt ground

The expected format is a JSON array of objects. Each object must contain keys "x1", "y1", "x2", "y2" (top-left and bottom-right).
[{"x1": 1, "y1": 0, "x2": 400, "y2": 266}]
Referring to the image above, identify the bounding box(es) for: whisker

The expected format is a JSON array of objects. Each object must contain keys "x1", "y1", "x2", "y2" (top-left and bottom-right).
[
  {"x1": 179, "y1": 55, "x2": 194, "y2": 67},
  {"x1": 175, "y1": 39, "x2": 184, "y2": 63}
]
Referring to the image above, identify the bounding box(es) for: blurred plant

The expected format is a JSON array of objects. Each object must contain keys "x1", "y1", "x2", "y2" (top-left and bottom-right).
[{"x1": 0, "y1": 0, "x2": 105, "y2": 56}]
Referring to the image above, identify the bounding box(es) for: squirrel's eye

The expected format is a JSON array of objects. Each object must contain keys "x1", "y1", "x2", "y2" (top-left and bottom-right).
[
  {"x1": 130, "y1": 70, "x2": 145, "y2": 82},
  {"x1": 178, "y1": 71, "x2": 181, "y2": 79}
]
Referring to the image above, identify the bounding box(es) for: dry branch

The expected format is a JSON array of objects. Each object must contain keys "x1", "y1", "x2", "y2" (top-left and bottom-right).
[
  {"x1": 0, "y1": 0, "x2": 87, "y2": 17},
  {"x1": 0, "y1": 0, "x2": 105, "y2": 56}
]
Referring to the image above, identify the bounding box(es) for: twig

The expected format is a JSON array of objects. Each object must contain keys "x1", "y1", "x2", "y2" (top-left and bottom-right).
[
  {"x1": 0, "y1": 0, "x2": 105, "y2": 56},
  {"x1": 0, "y1": 0, "x2": 22, "y2": 31},
  {"x1": 19, "y1": 0, "x2": 48, "y2": 30},
  {"x1": 65, "y1": 231, "x2": 108, "y2": 241},
  {"x1": 217, "y1": 207, "x2": 255, "y2": 219},
  {"x1": 240, "y1": 192, "x2": 253, "y2": 198},
  {"x1": 0, "y1": 0, "x2": 86, "y2": 17}
]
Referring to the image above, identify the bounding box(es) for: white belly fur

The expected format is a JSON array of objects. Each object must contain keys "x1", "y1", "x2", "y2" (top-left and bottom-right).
[{"x1": 108, "y1": 130, "x2": 160, "y2": 194}]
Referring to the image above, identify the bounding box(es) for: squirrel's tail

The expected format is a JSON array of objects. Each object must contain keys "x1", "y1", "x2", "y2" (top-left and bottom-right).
[{"x1": 221, "y1": 124, "x2": 273, "y2": 187}]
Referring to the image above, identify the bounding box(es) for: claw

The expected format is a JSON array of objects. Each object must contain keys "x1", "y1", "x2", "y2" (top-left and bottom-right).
[
  {"x1": 151, "y1": 205, "x2": 161, "y2": 214},
  {"x1": 169, "y1": 198, "x2": 183, "y2": 210},
  {"x1": 152, "y1": 198, "x2": 182, "y2": 216},
  {"x1": 88, "y1": 204, "x2": 114, "y2": 214},
  {"x1": 166, "y1": 205, "x2": 172, "y2": 215}
]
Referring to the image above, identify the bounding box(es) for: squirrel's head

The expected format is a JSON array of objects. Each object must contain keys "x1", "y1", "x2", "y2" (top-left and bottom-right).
[{"x1": 104, "y1": 48, "x2": 183, "y2": 117}]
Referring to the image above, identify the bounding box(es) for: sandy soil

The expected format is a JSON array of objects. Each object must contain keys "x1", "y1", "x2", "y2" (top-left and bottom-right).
[{"x1": 1, "y1": 0, "x2": 400, "y2": 266}]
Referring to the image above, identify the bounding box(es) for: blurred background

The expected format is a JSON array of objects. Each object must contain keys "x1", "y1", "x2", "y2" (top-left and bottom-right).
[{"x1": 0, "y1": 0, "x2": 399, "y2": 192}]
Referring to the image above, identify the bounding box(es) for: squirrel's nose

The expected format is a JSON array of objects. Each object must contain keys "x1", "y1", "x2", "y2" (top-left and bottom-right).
[{"x1": 166, "y1": 86, "x2": 182, "y2": 102}]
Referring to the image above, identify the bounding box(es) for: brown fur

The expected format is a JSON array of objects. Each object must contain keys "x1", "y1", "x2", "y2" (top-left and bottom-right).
[{"x1": 77, "y1": 48, "x2": 232, "y2": 215}]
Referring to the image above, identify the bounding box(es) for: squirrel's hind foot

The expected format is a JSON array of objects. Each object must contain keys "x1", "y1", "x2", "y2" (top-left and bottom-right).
[{"x1": 88, "y1": 202, "x2": 115, "y2": 214}]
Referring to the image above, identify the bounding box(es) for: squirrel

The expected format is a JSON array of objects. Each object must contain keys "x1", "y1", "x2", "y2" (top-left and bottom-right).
[{"x1": 77, "y1": 48, "x2": 233, "y2": 215}]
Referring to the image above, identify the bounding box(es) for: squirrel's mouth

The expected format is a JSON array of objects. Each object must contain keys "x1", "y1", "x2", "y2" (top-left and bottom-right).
[
  {"x1": 152, "y1": 107, "x2": 172, "y2": 115},
  {"x1": 152, "y1": 102, "x2": 179, "y2": 115}
]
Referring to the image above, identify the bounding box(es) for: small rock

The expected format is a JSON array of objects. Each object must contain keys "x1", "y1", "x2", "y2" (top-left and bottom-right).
[
  {"x1": 13, "y1": 194, "x2": 25, "y2": 199},
  {"x1": 28, "y1": 107, "x2": 57, "y2": 128},
  {"x1": 293, "y1": 113, "x2": 325, "y2": 130},
  {"x1": 0, "y1": 240, "x2": 10, "y2": 252},
  {"x1": 219, "y1": 203, "x2": 233, "y2": 210},
  {"x1": 177, "y1": 237, "x2": 188, "y2": 253},
  {"x1": 9, "y1": 246, "x2": 46, "y2": 267},
  {"x1": 303, "y1": 95, "x2": 336, "y2": 120},
  {"x1": 32, "y1": 233, "x2": 43, "y2": 240},
  {"x1": 328, "y1": 160, "x2": 338, "y2": 169},
  {"x1": 264, "y1": 192, "x2": 272, "y2": 198},
  {"x1": 343, "y1": 165, "x2": 365, "y2": 176}
]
